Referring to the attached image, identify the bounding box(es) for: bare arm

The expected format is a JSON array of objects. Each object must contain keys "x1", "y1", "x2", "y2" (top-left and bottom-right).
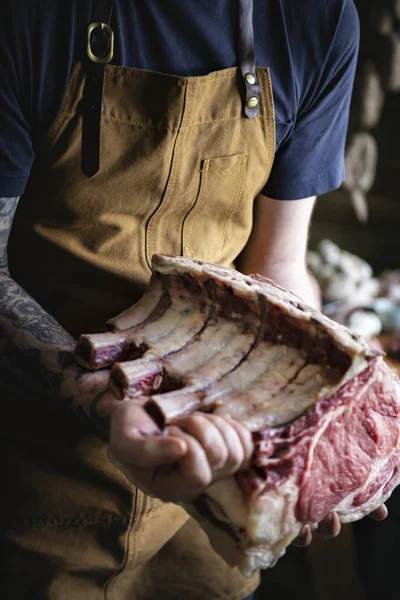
[
  {"x1": 237, "y1": 193, "x2": 321, "y2": 308},
  {"x1": 0, "y1": 197, "x2": 114, "y2": 433}
]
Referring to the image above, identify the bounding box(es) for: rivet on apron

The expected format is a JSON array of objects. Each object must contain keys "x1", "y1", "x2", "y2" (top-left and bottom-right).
[
  {"x1": 247, "y1": 96, "x2": 259, "y2": 109},
  {"x1": 245, "y1": 73, "x2": 257, "y2": 85}
]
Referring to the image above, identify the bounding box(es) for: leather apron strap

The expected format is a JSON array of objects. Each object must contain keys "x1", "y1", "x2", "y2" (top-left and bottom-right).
[
  {"x1": 238, "y1": 0, "x2": 260, "y2": 119},
  {"x1": 82, "y1": 0, "x2": 115, "y2": 177},
  {"x1": 81, "y1": 0, "x2": 259, "y2": 177}
]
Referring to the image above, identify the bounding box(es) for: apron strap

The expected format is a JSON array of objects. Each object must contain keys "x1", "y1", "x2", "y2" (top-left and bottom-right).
[
  {"x1": 82, "y1": 0, "x2": 115, "y2": 178},
  {"x1": 238, "y1": 0, "x2": 260, "y2": 118},
  {"x1": 81, "y1": 0, "x2": 258, "y2": 175}
]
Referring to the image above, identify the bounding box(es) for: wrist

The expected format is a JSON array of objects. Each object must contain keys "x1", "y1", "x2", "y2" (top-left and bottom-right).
[
  {"x1": 240, "y1": 260, "x2": 321, "y2": 310},
  {"x1": 43, "y1": 345, "x2": 116, "y2": 432}
]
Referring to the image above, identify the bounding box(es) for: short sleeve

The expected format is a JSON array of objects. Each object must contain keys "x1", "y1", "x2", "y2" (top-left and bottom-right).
[
  {"x1": 0, "y1": 3, "x2": 35, "y2": 197},
  {"x1": 263, "y1": 0, "x2": 360, "y2": 201}
]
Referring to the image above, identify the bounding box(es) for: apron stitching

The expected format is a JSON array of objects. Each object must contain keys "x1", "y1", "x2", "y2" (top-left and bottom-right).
[
  {"x1": 146, "y1": 131, "x2": 185, "y2": 261},
  {"x1": 44, "y1": 112, "x2": 78, "y2": 145},
  {"x1": 185, "y1": 74, "x2": 237, "y2": 85},
  {"x1": 104, "y1": 489, "x2": 140, "y2": 599},
  {"x1": 219, "y1": 155, "x2": 248, "y2": 253},
  {"x1": 104, "y1": 115, "x2": 177, "y2": 131},
  {"x1": 260, "y1": 70, "x2": 276, "y2": 175},
  {"x1": 8, "y1": 515, "x2": 130, "y2": 530},
  {"x1": 43, "y1": 65, "x2": 84, "y2": 141},
  {"x1": 184, "y1": 159, "x2": 210, "y2": 259},
  {"x1": 208, "y1": 161, "x2": 246, "y2": 179},
  {"x1": 56, "y1": 110, "x2": 75, "y2": 119},
  {"x1": 105, "y1": 114, "x2": 269, "y2": 130},
  {"x1": 52, "y1": 112, "x2": 269, "y2": 134},
  {"x1": 108, "y1": 71, "x2": 238, "y2": 86},
  {"x1": 181, "y1": 115, "x2": 269, "y2": 129},
  {"x1": 145, "y1": 85, "x2": 189, "y2": 264}
]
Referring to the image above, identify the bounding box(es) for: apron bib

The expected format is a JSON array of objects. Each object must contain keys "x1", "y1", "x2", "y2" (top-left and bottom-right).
[
  {"x1": 8, "y1": 4, "x2": 275, "y2": 336},
  {"x1": 4, "y1": 1, "x2": 276, "y2": 598}
]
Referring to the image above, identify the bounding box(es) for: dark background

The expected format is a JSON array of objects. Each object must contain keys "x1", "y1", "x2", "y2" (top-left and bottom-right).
[{"x1": 258, "y1": 2, "x2": 400, "y2": 599}]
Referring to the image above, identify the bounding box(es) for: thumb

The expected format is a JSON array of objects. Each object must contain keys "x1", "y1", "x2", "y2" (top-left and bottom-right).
[
  {"x1": 128, "y1": 432, "x2": 188, "y2": 468},
  {"x1": 110, "y1": 401, "x2": 188, "y2": 468}
]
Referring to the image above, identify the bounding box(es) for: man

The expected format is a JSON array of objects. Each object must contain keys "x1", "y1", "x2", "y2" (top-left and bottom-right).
[{"x1": 0, "y1": 1, "x2": 381, "y2": 598}]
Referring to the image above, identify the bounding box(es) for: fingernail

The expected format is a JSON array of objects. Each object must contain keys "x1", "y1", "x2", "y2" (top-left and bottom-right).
[
  {"x1": 293, "y1": 525, "x2": 312, "y2": 547},
  {"x1": 318, "y1": 513, "x2": 340, "y2": 539},
  {"x1": 369, "y1": 505, "x2": 389, "y2": 521}
]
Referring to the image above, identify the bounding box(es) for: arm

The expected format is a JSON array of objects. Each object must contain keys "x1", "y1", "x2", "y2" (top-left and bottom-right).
[
  {"x1": 0, "y1": 196, "x2": 253, "y2": 499},
  {"x1": 237, "y1": 193, "x2": 321, "y2": 308},
  {"x1": 0, "y1": 196, "x2": 115, "y2": 431}
]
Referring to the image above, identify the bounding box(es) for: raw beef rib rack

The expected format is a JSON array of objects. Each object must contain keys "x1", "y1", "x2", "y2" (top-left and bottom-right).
[{"x1": 75, "y1": 255, "x2": 400, "y2": 576}]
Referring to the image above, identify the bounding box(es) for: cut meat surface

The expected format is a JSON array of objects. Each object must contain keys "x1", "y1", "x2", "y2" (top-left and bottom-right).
[{"x1": 74, "y1": 254, "x2": 400, "y2": 577}]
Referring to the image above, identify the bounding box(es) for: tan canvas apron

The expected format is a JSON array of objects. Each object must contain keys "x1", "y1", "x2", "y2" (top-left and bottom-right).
[{"x1": 4, "y1": 1, "x2": 276, "y2": 598}]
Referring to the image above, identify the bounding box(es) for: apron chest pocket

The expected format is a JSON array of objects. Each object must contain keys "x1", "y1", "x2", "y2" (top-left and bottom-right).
[{"x1": 182, "y1": 153, "x2": 248, "y2": 263}]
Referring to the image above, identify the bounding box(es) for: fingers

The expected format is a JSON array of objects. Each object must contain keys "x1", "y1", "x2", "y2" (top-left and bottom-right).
[
  {"x1": 293, "y1": 513, "x2": 341, "y2": 549},
  {"x1": 223, "y1": 417, "x2": 255, "y2": 469},
  {"x1": 170, "y1": 413, "x2": 254, "y2": 479},
  {"x1": 109, "y1": 401, "x2": 188, "y2": 468},
  {"x1": 168, "y1": 425, "x2": 213, "y2": 488},
  {"x1": 293, "y1": 505, "x2": 387, "y2": 552},
  {"x1": 317, "y1": 513, "x2": 341, "y2": 539},
  {"x1": 292, "y1": 525, "x2": 312, "y2": 548},
  {"x1": 368, "y1": 504, "x2": 388, "y2": 521},
  {"x1": 168, "y1": 417, "x2": 228, "y2": 472}
]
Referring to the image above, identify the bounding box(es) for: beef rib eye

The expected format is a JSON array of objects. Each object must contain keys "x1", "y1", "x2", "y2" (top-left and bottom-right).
[{"x1": 75, "y1": 255, "x2": 400, "y2": 576}]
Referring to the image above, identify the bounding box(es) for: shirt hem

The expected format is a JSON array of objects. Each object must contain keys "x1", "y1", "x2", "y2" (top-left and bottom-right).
[{"x1": 262, "y1": 172, "x2": 344, "y2": 201}]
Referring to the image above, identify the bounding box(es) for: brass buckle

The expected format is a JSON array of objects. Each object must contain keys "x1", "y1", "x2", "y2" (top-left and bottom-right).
[{"x1": 87, "y1": 22, "x2": 114, "y2": 64}]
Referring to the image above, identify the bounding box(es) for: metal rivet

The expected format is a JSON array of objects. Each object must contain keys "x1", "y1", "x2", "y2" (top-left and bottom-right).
[
  {"x1": 247, "y1": 96, "x2": 258, "y2": 109},
  {"x1": 245, "y1": 72, "x2": 256, "y2": 85}
]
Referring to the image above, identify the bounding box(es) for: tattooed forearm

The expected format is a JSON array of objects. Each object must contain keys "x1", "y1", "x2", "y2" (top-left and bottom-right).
[
  {"x1": 0, "y1": 278, "x2": 75, "y2": 347},
  {"x1": 0, "y1": 272, "x2": 111, "y2": 433},
  {"x1": 0, "y1": 197, "x2": 19, "y2": 270},
  {"x1": 0, "y1": 197, "x2": 112, "y2": 435}
]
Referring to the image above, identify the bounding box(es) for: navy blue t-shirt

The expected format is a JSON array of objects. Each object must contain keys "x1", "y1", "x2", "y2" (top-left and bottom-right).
[{"x1": 0, "y1": 0, "x2": 359, "y2": 200}]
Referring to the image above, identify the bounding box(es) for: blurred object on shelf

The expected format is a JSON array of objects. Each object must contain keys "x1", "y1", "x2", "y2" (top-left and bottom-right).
[
  {"x1": 308, "y1": 240, "x2": 400, "y2": 339},
  {"x1": 353, "y1": 62, "x2": 385, "y2": 129},
  {"x1": 342, "y1": 0, "x2": 400, "y2": 222},
  {"x1": 379, "y1": 270, "x2": 400, "y2": 302},
  {"x1": 343, "y1": 133, "x2": 378, "y2": 223},
  {"x1": 308, "y1": 240, "x2": 379, "y2": 305}
]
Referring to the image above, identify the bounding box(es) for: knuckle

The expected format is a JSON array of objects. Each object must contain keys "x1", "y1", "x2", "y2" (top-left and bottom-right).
[
  {"x1": 241, "y1": 426, "x2": 254, "y2": 447},
  {"x1": 209, "y1": 414, "x2": 228, "y2": 429},
  {"x1": 191, "y1": 471, "x2": 212, "y2": 489},
  {"x1": 181, "y1": 414, "x2": 210, "y2": 437},
  {"x1": 208, "y1": 445, "x2": 228, "y2": 469},
  {"x1": 188, "y1": 414, "x2": 208, "y2": 427},
  {"x1": 226, "y1": 448, "x2": 245, "y2": 474}
]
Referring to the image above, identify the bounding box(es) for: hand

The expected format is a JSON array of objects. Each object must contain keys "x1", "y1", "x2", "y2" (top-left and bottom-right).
[
  {"x1": 292, "y1": 505, "x2": 389, "y2": 547},
  {"x1": 107, "y1": 402, "x2": 254, "y2": 502},
  {"x1": 59, "y1": 357, "x2": 119, "y2": 431}
]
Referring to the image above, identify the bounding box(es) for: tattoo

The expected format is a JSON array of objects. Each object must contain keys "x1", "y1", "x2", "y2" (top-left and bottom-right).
[
  {"x1": 0, "y1": 197, "x2": 105, "y2": 435},
  {"x1": 0, "y1": 197, "x2": 19, "y2": 270},
  {"x1": 0, "y1": 196, "x2": 74, "y2": 348},
  {"x1": 63, "y1": 391, "x2": 111, "y2": 440},
  {"x1": 0, "y1": 279, "x2": 75, "y2": 347}
]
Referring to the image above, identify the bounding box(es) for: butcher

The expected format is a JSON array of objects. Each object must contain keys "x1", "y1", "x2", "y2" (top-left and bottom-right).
[{"x1": 0, "y1": 1, "x2": 386, "y2": 598}]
